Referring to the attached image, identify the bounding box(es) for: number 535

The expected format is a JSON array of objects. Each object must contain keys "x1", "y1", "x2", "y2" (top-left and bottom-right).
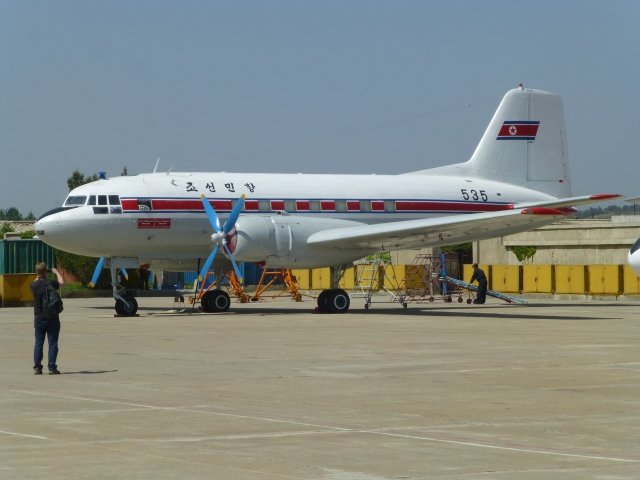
[{"x1": 461, "y1": 189, "x2": 488, "y2": 201}]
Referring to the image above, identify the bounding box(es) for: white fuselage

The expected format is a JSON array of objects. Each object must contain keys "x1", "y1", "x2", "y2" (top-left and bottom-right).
[{"x1": 36, "y1": 171, "x2": 553, "y2": 269}]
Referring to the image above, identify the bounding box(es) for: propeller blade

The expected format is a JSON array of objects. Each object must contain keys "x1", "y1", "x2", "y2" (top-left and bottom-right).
[
  {"x1": 89, "y1": 257, "x2": 105, "y2": 288},
  {"x1": 223, "y1": 194, "x2": 245, "y2": 234},
  {"x1": 198, "y1": 244, "x2": 220, "y2": 283},
  {"x1": 200, "y1": 194, "x2": 221, "y2": 233},
  {"x1": 222, "y1": 244, "x2": 243, "y2": 283}
]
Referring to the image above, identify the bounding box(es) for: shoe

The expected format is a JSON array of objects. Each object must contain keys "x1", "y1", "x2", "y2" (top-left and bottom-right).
[
  {"x1": 49, "y1": 369, "x2": 61, "y2": 375},
  {"x1": 33, "y1": 366, "x2": 43, "y2": 375}
]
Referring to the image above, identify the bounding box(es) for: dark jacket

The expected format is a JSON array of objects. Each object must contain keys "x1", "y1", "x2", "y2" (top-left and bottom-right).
[
  {"x1": 30, "y1": 278, "x2": 60, "y2": 320},
  {"x1": 470, "y1": 268, "x2": 487, "y2": 284}
]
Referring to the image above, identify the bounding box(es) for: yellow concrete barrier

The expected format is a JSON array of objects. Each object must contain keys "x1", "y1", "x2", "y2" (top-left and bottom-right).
[
  {"x1": 338, "y1": 266, "x2": 355, "y2": 290},
  {"x1": 554, "y1": 265, "x2": 586, "y2": 294},
  {"x1": 291, "y1": 269, "x2": 311, "y2": 290},
  {"x1": 490, "y1": 265, "x2": 520, "y2": 293},
  {"x1": 1, "y1": 273, "x2": 36, "y2": 306},
  {"x1": 311, "y1": 267, "x2": 332, "y2": 290},
  {"x1": 384, "y1": 265, "x2": 425, "y2": 290},
  {"x1": 622, "y1": 265, "x2": 640, "y2": 294},
  {"x1": 587, "y1": 265, "x2": 621, "y2": 295},
  {"x1": 522, "y1": 265, "x2": 553, "y2": 293}
]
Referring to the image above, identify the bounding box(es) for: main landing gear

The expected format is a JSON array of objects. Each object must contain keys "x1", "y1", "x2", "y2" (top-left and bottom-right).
[
  {"x1": 316, "y1": 288, "x2": 351, "y2": 314},
  {"x1": 201, "y1": 289, "x2": 231, "y2": 313}
]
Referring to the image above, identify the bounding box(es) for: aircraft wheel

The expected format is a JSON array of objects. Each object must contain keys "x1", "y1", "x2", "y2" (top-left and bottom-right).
[
  {"x1": 202, "y1": 289, "x2": 231, "y2": 313},
  {"x1": 326, "y1": 289, "x2": 350, "y2": 314},
  {"x1": 458, "y1": 296, "x2": 463, "y2": 303},
  {"x1": 467, "y1": 298, "x2": 473, "y2": 304},
  {"x1": 317, "y1": 290, "x2": 330, "y2": 313},
  {"x1": 115, "y1": 296, "x2": 138, "y2": 316}
]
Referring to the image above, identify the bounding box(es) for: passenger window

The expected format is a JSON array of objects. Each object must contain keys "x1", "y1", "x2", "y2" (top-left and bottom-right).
[
  {"x1": 88, "y1": 195, "x2": 96, "y2": 206},
  {"x1": 98, "y1": 195, "x2": 108, "y2": 206},
  {"x1": 108, "y1": 195, "x2": 120, "y2": 205}
]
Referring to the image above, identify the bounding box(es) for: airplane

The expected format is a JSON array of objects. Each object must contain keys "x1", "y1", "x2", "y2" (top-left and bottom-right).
[
  {"x1": 625, "y1": 198, "x2": 640, "y2": 277},
  {"x1": 628, "y1": 239, "x2": 640, "y2": 277},
  {"x1": 35, "y1": 85, "x2": 621, "y2": 315}
]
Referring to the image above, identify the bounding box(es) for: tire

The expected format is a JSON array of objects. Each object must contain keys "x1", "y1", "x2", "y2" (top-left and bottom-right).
[
  {"x1": 317, "y1": 290, "x2": 330, "y2": 313},
  {"x1": 202, "y1": 289, "x2": 231, "y2": 313},
  {"x1": 326, "y1": 289, "x2": 350, "y2": 314},
  {"x1": 115, "y1": 296, "x2": 138, "y2": 316}
]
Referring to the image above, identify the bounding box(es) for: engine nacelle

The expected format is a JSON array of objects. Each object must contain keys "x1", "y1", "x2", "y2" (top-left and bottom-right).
[
  {"x1": 628, "y1": 238, "x2": 640, "y2": 277},
  {"x1": 232, "y1": 214, "x2": 371, "y2": 268}
]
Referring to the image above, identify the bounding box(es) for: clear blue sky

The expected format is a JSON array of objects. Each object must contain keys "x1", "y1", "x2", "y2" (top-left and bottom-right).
[{"x1": 1, "y1": 0, "x2": 638, "y2": 216}]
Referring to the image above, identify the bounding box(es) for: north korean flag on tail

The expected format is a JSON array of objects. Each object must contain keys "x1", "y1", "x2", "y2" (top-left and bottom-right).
[{"x1": 496, "y1": 121, "x2": 540, "y2": 140}]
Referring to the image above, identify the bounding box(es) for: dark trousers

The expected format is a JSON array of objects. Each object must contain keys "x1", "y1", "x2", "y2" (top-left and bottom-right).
[
  {"x1": 34, "y1": 318, "x2": 60, "y2": 371},
  {"x1": 475, "y1": 280, "x2": 487, "y2": 304}
]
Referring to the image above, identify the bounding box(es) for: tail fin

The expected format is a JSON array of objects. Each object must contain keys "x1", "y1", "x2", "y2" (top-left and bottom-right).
[{"x1": 423, "y1": 87, "x2": 571, "y2": 198}]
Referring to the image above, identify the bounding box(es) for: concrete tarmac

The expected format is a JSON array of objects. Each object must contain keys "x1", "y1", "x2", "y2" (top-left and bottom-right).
[{"x1": 1, "y1": 296, "x2": 639, "y2": 479}]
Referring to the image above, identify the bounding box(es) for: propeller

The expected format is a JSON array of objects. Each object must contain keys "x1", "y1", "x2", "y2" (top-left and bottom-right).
[
  {"x1": 88, "y1": 257, "x2": 128, "y2": 288},
  {"x1": 89, "y1": 257, "x2": 105, "y2": 288},
  {"x1": 198, "y1": 194, "x2": 245, "y2": 283}
]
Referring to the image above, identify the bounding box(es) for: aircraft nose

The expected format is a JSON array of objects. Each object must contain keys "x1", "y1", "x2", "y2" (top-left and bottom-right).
[
  {"x1": 35, "y1": 207, "x2": 78, "y2": 247},
  {"x1": 628, "y1": 238, "x2": 640, "y2": 277}
]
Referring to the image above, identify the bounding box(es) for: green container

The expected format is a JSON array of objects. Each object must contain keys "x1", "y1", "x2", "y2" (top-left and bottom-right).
[{"x1": 0, "y1": 239, "x2": 56, "y2": 274}]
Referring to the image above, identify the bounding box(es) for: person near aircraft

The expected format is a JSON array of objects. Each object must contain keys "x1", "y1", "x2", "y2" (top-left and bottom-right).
[
  {"x1": 30, "y1": 263, "x2": 64, "y2": 375},
  {"x1": 470, "y1": 264, "x2": 487, "y2": 304},
  {"x1": 139, "y1": 265, "x2": 150, "y2": 290}
]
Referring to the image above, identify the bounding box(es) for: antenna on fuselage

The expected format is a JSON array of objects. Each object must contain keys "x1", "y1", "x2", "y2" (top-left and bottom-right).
[{"x1": 153, "y1": 157, "x2": 160, "y2": 173}]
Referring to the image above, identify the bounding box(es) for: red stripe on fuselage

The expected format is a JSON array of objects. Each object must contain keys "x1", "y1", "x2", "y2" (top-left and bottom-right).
[{"x1": 122, "y1": 197, "x2": 513, "y2": 214}]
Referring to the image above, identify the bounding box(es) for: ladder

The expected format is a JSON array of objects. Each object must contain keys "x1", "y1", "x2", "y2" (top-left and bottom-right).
[
  {"x1": 441, "y1": 276, "x2": 526, "y2": 304},
  {"x1": 351, "y1": 254, "x2": 392, "y2": 309}
]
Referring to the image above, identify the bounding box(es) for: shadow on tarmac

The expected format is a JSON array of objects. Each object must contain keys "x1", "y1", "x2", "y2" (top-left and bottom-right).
[{"x1": 61, "y1": 370, "x2": 119, "y2": 375}]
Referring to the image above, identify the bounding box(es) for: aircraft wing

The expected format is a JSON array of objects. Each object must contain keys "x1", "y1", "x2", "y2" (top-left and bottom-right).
[{"x1": 307, "y1": 194, "x2": 622, "y2": 251}]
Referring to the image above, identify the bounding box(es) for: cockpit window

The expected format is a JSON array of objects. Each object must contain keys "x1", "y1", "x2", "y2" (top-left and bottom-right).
[
  {"x1": 88, "y1": 195, "x2": 96, "y2": 205},
  {"x1": 631, "y1": 238, "x2": 640, "y2": 255},
  {"x1": 98, "y1": 195, "x2": 108, "y2": 206},
  {"x1": 108, "y1": 195, "x2": 120, "y2": 205},
  {"x1": 65, "y1": 196, "x2": 87, "y2": 206}
]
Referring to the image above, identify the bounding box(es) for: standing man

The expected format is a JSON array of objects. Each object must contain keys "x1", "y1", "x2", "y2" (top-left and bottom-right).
[
  {"x1": 30, "y1": 262, "x2": 64, "y2": 375},
  {"x1": 139, "y1": 265, "x2": 149, "y2": 290},
  {"x1": 470, "y1": 263, "x2": 487, "y2": 304}
]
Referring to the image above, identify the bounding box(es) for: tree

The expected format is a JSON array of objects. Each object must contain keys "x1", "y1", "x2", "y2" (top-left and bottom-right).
[
  {"x1": 512, "y1": 246, "x2": 537, "y2": 264},
  {"x1": 54, "y1": 249, "x2": 109, "y2": 287},
  {"x1": 20, "y1": 230, "x2": 36, "y2": 239},
  {"x1": 121, "y1": 166, "x2": 128, "y2": 176},
  {"x1": 441, "y1": 243, "x2": 472, "y2": 255},
  {"x1": 67, "y1": 169, "x2": 99, "y2": 191},
  {"x1": 0, "y1": 222, "x2": 15, "y2": 237},
  {"x1": 2, "y1": 207, "x2": 23, "y2": 221}
]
